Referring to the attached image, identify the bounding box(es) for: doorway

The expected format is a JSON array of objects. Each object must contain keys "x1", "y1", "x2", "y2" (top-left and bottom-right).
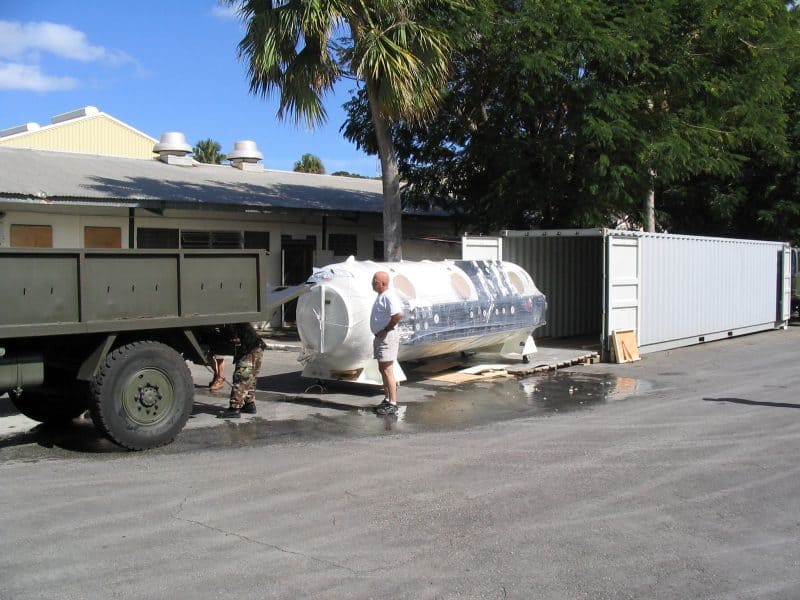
[{"x1": 281, "y1": 235, "x2": 316, "y2": 324}]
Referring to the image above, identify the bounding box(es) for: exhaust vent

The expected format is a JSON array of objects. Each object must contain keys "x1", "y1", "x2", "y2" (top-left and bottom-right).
[
  {"x1": 51, "y1": 106, "x2": 99, "y2": 124},
  {"x1": 153, "y1": 132, "x2": 193, "y2": 166},
  {"x1": 0, "y1": 122, "x2": 41, "y2": 138},
  {"x1": 228, "y1": 140, "x2": 263, "y2": 172}
]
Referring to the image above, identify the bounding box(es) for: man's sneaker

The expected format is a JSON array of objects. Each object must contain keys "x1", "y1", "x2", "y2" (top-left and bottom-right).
[
  {"x1": 375, "y1": 399, "x2": 398, "y2": 415},
  {"x1": 217, "y1": 407, "x2": 241, "y2": 419},
  {"x1": 241, "y1": 401, "x2": 257, "y2": 415}
]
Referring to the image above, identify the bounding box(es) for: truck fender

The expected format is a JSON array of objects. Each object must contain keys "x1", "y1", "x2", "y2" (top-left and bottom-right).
[
  {"x1": 180, "y1": 328, "x2": 209, "y2": 365},
  {"x1": 76, "y1": 330, "x2": 208, "y2": 382},
  {"x1": 77, "y1": 335, "x2": 117, "y2": 382}
]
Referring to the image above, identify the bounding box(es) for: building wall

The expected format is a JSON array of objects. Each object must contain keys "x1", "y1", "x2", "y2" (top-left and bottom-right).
[
  {"x1": 0, "y1": 205, "x2": 458, "y2": 274},
  {"x1": 0, "y1": 209, "x2": 129, "y2": 248},
  {"x1": 0, "y1": 114, "x2": 156, "y2": 159}
]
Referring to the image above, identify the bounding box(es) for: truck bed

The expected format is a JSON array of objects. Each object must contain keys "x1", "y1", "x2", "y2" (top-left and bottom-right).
[{"x1": 0, "y1": 249, "x2": 269, "y2": 338}]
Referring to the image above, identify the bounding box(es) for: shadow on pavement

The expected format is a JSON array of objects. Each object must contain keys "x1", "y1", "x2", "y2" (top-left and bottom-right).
[
  {"x1": 0, "y1": 418, "x2": 124, "y2": 454},
  {"x1": 704, "y1": 397, "x2": 800, "y2": 409}
]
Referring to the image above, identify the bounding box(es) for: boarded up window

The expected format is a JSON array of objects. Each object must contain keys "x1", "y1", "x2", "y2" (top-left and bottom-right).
[
  {"x1": 329, "y1": 233, "x2": 358, "y2": 257},
  {"x1": 10, "y1": 224, "x2": 53, "y2": 248},
  {"x1": 85, "y1": 226, "x2": 122, "y2": 248},
  {"x1": 137, "y1": 228, "x2": 179, "y2": 248}
]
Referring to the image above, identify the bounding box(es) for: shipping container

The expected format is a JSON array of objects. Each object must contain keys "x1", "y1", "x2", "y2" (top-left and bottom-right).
[{"x1": 464, "y1": 229, "x2": 790, "y2": 360}]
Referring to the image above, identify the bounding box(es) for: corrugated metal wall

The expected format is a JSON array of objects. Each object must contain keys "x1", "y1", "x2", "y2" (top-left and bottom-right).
[
  {"x1": 503, "y1": 232, "x2": 603, "y2": 339},
  {"x1": 0, "y1": 115, "x2": 155, "y2": 159},
  {"x1": 496, "y1": 229, "x2": 788, "y2": 355},
  {"x1": 634, "y1": 232, "x2": 785, "y2": 353}
]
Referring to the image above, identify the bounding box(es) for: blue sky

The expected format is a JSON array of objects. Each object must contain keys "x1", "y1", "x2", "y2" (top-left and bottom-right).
[{"x1": 0, "y1": 1, "x2": 378, "y2": 176}]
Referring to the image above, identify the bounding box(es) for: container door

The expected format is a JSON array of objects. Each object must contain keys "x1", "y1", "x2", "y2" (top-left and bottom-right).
[
  {"x1": 461, "y1": 236, "x2": 503, "y2": 260},
  {"x1": 604, "y1": 234, "x2": 641, "y2": 356},
  {"x1": 780, "y1": 245, "x2": 791, "y2": 326}
]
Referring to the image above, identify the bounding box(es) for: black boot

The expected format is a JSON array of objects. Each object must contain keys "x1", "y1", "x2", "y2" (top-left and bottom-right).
[
  {"x1": 217, "y1": 407, "x2": 241, "y2": 419},
  {"x1": 241, "y1": 401, "x2": 257, "y2": 414}
]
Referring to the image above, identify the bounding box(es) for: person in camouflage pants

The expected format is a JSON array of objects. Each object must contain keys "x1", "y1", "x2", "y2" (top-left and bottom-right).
[{"x1": 217, "y1": 323, "x2": 265, "y2": 419}]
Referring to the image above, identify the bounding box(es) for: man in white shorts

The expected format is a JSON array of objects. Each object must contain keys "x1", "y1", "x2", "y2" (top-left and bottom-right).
[{"x1": 370, "y1": 270, "x2": 404, "y2": 415}]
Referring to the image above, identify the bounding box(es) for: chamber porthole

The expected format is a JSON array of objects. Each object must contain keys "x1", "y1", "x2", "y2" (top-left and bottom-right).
[
  {"x1": 450, "y1": 273, "x2": 472, "y2": 300},
  {"x1": 508, "y1": 271, "x2": 526, "y2": 294},
  {"x1": 393, "y1": 274, "x2": 416, "y2": 299}
]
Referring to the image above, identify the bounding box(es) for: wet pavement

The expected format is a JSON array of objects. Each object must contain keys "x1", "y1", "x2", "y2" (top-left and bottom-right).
[
  {"x1": 0, "y1": 331, "x2": 617, "y2": 459},
  {"x1": 0, "y1": 355, "x2": 645, "y2": 459}
]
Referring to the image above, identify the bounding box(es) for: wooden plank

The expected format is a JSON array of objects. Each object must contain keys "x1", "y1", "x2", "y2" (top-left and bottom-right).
[
  {"x1": 612, "y1": 329, "x2": 641, "y2": 363},
  {"x1": 426, "y1": 366, "x2": 509, "y2": 384},
  {"x1": 428, "y1": 372, "x2": 481, "y2": 384}
]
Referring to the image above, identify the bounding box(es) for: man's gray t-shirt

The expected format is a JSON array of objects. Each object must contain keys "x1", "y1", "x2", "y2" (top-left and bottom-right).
[{"x1": 370, "y1": 289, "x2": 403, "y2": 334}]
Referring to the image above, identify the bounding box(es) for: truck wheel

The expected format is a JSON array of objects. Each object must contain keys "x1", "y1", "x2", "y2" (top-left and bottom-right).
[
  {"x1": 89, "y1": 341, "x2": 193, "y2": 450},
  {"x1": 9, "y1": 386, "x2": 88, "y2": 424}
]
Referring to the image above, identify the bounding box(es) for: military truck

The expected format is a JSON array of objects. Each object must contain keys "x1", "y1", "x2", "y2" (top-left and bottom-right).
[{"x1": 0, "y1": 248, "x2": 271, "y2": 450}]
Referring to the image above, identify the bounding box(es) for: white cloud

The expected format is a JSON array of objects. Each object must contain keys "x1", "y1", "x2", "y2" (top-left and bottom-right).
[
  {"x1": 0, "y1": 21, "x2": 124, "y2": 62},
  {"x1": 210, "y1": 4, "x2": 240, "y2": 20},
  {"x1": 0, "y1": 20, "x2": 138, "y2": 92},
  {"x1": 0, "y1": 62, "x2": 77, "y2": 91}
]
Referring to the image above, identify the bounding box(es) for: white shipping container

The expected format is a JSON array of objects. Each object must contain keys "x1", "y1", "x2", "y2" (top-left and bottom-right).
[{"x1": 465, "y1": 229, "x2": 790, "y2": 359}]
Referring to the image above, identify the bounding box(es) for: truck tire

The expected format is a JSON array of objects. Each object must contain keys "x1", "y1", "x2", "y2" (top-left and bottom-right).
[
  {"x1": 9, "y1": 386, "x2": 88, "y2": 424},
  {"x1": 89, "y1": 341, "x2": 194, "y2": 450}
]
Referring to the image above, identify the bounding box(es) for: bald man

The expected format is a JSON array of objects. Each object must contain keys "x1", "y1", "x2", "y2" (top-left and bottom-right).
[{"x1": 370, "y1": 271, "x2": 404, "y2": 415}]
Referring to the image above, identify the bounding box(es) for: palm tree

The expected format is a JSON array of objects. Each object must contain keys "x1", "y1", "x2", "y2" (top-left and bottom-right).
[
  {"x1": 228, "y1": 0, "x2": 469, "y2": 261},
  {"x1": 294, "y1": 153, "x2": 326, "y2": 174},
  {"x1": 193, "y1": 138, "x2": 226, "y2": 164}
]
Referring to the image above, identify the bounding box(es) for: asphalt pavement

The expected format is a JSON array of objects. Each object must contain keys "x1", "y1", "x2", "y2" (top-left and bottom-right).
[{"x1": 1, "y1": 326, "x2": 799, "y2": 599}]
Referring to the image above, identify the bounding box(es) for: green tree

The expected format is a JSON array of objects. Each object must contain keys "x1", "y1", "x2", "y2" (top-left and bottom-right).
[
  {"x1": 227, "y1": 0, "x2": 471, "y2": 260},
  {"x1": 345, "y1": 0, "x2": 797, "y2": 238},
  {"x1": 331, "y1": 170, "x2": 369, "y2": 178},
  {"x1": 657, "y1": 1, "x2": 800, "y2": 244},
  {"x1": 293, "y1": 153, "x2": 326, "y2": 174},
  {"x1": 192, "y1": 138, "x2": 226, "y2": 164}
]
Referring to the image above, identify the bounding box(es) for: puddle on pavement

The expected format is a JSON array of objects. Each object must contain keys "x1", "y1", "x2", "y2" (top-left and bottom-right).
[
  {"x1": 402, "y1": 371, "x2": 643, "y2": 428},
  {"x1": 172, "y1": 371, "x2": 645, "y2": 452},
  {"x1": 0, "y1": 372, "x2": 646, "y2": 458}
]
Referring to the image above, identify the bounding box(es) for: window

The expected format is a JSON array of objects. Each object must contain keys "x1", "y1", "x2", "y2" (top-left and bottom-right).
[
  {"x1": 373, "y1": 239, "x2": 384, "y2": 261},
  {"x1": 180, "y1": 230, "x2": 242, "y2": 249},
  {"x1": 244, "y1": 230, "x2": 270, "y2": 250},
  {"x1": 329, "y1": 233, "x2": 357, "y2": 257},
  {"x1": 137, "y1": 227, "x2": 179, "y2": 249},
  {"x1": 85, "y1": 226, "x2": 121, "y2": 248},
  {"x1": 136, "y1": 228, "x2": 270, "y2": 250},
  {"x1": 10, "y1": 224, "x2": 53, "y2": 248}
]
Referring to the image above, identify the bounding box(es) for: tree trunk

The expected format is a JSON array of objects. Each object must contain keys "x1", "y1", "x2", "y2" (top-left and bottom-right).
[
  {"x1": 367, "y1": 91, "x2": 403, "y2": 262},
  {"x1": 645, "y1": 187, "x2": 655, "y2": 232},
  {"x1": 645, "y1": 169, "x2": 656, "y2": 232}
]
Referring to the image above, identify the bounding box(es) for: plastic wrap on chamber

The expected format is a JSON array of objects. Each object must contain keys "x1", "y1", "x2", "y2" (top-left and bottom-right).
[{"x1": 296, "y1": 257, "x2": 547, "y2": 383}]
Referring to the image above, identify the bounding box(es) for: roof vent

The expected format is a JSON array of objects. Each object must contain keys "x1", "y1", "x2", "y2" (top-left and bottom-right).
[
  {"x1": 153, "y1": 131, "x2": 193, "y2": 166},
  {"x1": 51, "y1": 106, "x2": 99, "y2": 124},
  {"x1": 228, "y1": 140, "x2": 263, "y2": 171},
  {"x1": 0, "y1": 122, "x2": 41, "y2": 138}
]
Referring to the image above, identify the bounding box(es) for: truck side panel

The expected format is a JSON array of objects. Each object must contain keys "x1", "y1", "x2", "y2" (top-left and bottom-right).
[
  {"x1": 0, "y1": 249, "x2": 268, "y2": 339},
  {"x1": 0, "y1": 254, "x2": 80, "y2": 325}
]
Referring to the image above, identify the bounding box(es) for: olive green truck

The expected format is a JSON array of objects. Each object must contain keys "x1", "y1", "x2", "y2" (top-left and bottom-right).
[{"x1": 0, "y1": 248, "x2": 271, "y2": 450}]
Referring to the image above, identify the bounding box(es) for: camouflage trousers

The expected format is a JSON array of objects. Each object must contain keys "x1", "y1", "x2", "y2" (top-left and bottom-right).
[{"x1": 229, "y1": 346, "x2": 264, "y2": 409}]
